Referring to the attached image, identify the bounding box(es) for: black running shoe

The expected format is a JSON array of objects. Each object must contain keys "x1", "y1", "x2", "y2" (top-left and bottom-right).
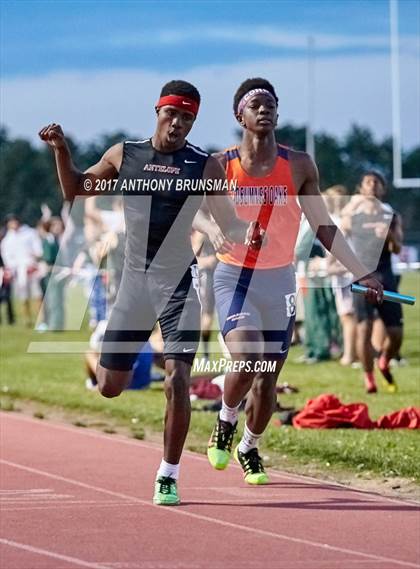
[
  {"x1": 234, "y1": 446, "x2": 269, "y2": 484},
  {"x1": 207, "y1": 415, "x2": 237, "y2": 470},
  {"x1": 380, "y1": 369, "x2": 398, "y2": 393}
]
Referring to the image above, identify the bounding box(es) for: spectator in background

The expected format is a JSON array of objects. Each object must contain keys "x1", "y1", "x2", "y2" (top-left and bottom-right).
[
  {"x1": 84, "y1": 195, "x2": 125, "y2": 235},
  {"x1": 72, "y1": 225, "x2": 108, "y2": 328},
  {"x1": 37, "y1": 216, "x2": 68, "y2": 330},
  {"x1": 36, "y1": 219, "x2": 53, "y2": 328},
  {"x1": 59, "y1": 199, "x2": 86, "y2": 267},
  {"x1": 86, "y1": 196, "x2": 126, "y2": 304},
  {"x1": 0, "y1": 248, "x2": 15, "y2": 325},
  {"x1": 341, "y1": 171, "x2": 403, "y2": 393},
  {"x1": 191, "y1": 228, "x2": 218, "y2": 361},
  {"x1": 371, "y1": 208, "x2": 405, "y2": 366},
  {"x1": 295, "y1": 208, "x2": 342, "y2": 363},
  {"x1": 324, "y1": 185, "x2": 357, "y2": 366},
  {"x1": 47, "y1": 217, "x2": 67, "y2": 330},
  {"x1": 1, "y1": 214, "x2": 42, "y2": 326},
  {"x1": 81, "y1": 196, "x2": 126, "y2": 324}
]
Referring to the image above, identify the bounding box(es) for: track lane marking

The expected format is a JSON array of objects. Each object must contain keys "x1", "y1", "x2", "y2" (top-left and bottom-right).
[
  {"x1": 1, "y1": 459, "x2": 418, "y2": 568},
  {"x1": 0, "y1": 538, "x2": 109, "y2": 569},
  {"x1": 3, "y1": 412, "x2": 418, "y2": 507}
]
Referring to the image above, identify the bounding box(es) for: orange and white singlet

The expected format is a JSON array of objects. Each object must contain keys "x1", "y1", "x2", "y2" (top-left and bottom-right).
[{"x1": 217, "y1": 144, "x2": 301, "y2": 269}]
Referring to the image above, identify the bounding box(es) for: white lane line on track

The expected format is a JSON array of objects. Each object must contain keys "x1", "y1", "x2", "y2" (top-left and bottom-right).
[
  {"x1": 1, "y1": 459, "x2": 418, "y2": 568},
  {"x1": 1, "y1": 495, "x2": 73, "y2": 501},
  {"x1": 0, "y1": 488, "x2": 53, "y2": 494},
  {"x1": 1, "y1": 503, "x2": 142, "y2": 512},
  {"x1": 3, "y1": 411, "x2": 419, "y2": 507},
  {"x1": 0, "y1": 538, "x2": 109, "y2": 569},
  {"x1": 101, "y1": 562, "x2": 382, "y2": 569},
  {"x1": 1, "y1": 499, "x2": 140, "y2": 508}
]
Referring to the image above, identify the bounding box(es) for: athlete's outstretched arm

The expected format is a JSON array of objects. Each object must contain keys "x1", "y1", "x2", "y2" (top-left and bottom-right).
[
  {"x1": 38, "y1": 123, "x2": 122, "y2": 201},
  {"x1": 202, "y1": 155, "x2": 263, "y2": 248},
  {"x1": 298, "y1": 153, "x2": 383, "y2": 302}
]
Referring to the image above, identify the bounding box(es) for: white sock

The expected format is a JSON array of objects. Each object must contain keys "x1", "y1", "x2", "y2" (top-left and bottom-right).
[
  {"x1": 238, "y1": 424, "x2": 262, "y2": 454},
  {"x1": 157, "y1": 459, "x2": 180, "y2": 480},
  {"x1": 219, "y1": 398, "x2": 240, "y2": 425}
]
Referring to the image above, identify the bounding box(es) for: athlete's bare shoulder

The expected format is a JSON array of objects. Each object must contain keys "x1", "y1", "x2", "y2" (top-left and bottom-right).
[
  {"x1": 212, "y1": 151, "x2": 227, "y2": 170},
  {"x1": 203, "y1": 154, "x2": 225, "y2": 180},
  {"x1": 85, "y1": 142, "x2": 123, "y2": 179},
  {"x1": 102, "y1": 142, "x2": 124, "y2": 172},
  {"x1": 287, "y1": 148, "x2": 318, "y2": 194},
  {"x1": 287, "y1": 147, "x2": 313, "y2": 168}
]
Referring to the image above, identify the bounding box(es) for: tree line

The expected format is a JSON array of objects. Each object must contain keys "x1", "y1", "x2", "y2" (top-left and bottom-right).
[{"x1": 1, "y1": 124, "x2": 419, "y2": 243}]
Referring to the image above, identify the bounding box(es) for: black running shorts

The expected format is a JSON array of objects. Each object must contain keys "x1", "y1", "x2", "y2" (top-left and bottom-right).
[{"x1": 99, "y1": 264, "x2": 201, "y2": 370}]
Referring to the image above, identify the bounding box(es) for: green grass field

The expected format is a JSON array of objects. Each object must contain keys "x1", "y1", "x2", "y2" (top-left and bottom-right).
[{"x1": 1, "y1": 272, "x2": 419, "y2": 489}]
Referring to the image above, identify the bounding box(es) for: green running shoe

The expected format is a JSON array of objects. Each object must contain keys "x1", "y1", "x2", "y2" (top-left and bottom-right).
[
  {"x1": 153, "y1": 476, "x2": 180, "y2": 506},
  {"x1": 234, "y1": 446, "x2": 269, "y2": 485},
  {"x1": 207, "y1": 415, "x2": 237, "y2": 470}
]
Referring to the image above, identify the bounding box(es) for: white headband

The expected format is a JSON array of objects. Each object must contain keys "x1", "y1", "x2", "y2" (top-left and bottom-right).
[{"x1": 237, "y1": 88, "x2": 276, "y2": 114}]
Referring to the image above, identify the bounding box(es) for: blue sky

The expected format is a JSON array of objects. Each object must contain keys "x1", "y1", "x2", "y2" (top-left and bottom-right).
[
  {"x1": 1, "y1": 0, "x2": 419, "y2": 150},
  {"x1": 2, "y1": 0, "x2": 419, "y2": 76}
]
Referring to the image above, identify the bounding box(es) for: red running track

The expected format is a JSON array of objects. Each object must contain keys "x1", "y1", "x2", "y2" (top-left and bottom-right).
[{"x1": 1, "y1": 412, "x2": 419, "y2": 569}]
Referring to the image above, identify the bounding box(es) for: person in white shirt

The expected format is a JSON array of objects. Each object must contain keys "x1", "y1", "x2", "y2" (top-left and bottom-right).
[{"x1": 1, "y1": 214, "x2": 43, "y2": 326}]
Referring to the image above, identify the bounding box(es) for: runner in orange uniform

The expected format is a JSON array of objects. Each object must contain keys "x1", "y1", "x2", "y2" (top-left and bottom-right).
[{"x1": 193, "y1": 78, "x2": 382, "y2": 484}]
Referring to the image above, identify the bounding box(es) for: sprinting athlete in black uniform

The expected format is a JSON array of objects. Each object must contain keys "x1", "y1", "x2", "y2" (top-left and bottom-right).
[
  {"x1": 342, "y1": 171, "x2": 403, "y2": 394},
  {"x1": 39, "y1": 80, "x2": 263, "y2": 506}
]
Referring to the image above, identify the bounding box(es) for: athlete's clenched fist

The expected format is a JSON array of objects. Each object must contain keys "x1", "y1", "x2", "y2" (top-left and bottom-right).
[{"x1": 38, "y1": 123, "x2": 67, "y2": 149}]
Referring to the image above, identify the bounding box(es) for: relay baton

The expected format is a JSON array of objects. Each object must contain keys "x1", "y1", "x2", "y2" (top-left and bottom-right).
[{"x1": 351, "y1": 284, "x2": 416, "y2": 306}]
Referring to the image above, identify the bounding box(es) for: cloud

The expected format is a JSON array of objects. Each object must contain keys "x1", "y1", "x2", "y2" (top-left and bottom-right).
[
  {"x1": 1, "y1": 53, "x2": 419, "y2": 151},
  {"x1": 77, "y1": 27, "x2": 419, "y2": 56},
  {"x1": 49, "y1": 26, "x2": 419, "y2": 57}
]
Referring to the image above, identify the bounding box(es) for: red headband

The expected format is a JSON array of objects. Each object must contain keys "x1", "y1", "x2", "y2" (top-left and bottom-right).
[{"x1": 155, "y1": 95, "x2": 199, "y2": 116}]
